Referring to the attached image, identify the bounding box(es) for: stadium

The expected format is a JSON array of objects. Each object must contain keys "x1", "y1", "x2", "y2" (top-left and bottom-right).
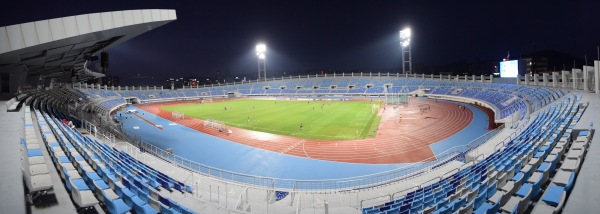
[{"x1": 1, "y1": 6, "x2": 599, "y2": 214}]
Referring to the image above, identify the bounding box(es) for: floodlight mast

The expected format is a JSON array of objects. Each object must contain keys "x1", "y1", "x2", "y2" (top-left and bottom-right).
[
  {"x1": 400, "y1": 28, "x2": 412, "y2": 74},
  {"x1": 256, "y1": 44, "x2": 267, "y2": 81}
]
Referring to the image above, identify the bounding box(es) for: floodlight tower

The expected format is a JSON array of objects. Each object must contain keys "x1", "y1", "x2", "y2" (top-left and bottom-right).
[
  {"x1": 256, "y1": 43, "x2": 267, "y2": 81},
  {"x1": 400, "y1": 28, "x2": 412, "y2": 74}
]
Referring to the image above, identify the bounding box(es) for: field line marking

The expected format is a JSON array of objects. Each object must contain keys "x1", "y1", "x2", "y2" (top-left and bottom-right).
[
  {"x1": 302, "y1": 141, "x2": 311, "y2": 158},
  {"x1": 357, "y1": 105, "x2": 377, "y2": 138}
]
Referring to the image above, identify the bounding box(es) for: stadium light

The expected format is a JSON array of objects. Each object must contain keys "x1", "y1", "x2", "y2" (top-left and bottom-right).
[
  {"x1": 256, "y1": 44, "x2": 266, "y2": 54},
  {"x1": 256, "y1": 43, "x2": 267, "y2": 81},
  {"x1": 400, "y1": 28, "x2": 412, "y2": 74}
]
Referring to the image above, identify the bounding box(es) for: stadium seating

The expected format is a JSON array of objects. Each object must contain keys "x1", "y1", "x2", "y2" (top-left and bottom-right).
[
  {"x1": 26, "y1": 96, "x2": 198, "y2": 214},
  {"x1": 361, "y1": 93, "x2": 589, "y2": 214},
  {"x1": 20, "y1": 106, "x2": 53, "y2": 203},
  {"x1": 50, "y1": 76, "x2": 586, "y2": 214},
  {"x1": 77, "y1": 77, "x2": 564, "y2": 121}
]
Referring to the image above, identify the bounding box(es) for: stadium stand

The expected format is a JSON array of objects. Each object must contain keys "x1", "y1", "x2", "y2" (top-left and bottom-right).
[
  {"x1": 5, "y1": 73, "x2": 594, "y2": 214},
  {"x1": 360, "y1": 94, "x2": 588, "y2": 214},
  {"x1": 21, "y1": 95, "x2": 197, "y2": 214}
]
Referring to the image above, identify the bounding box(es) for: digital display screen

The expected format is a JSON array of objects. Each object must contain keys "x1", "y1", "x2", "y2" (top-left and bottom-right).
[{"x1": 500, "y1": 60, "x2": 519, "y2": 78}]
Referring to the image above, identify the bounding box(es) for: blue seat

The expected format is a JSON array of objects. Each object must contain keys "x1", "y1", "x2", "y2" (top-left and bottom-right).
[
  {"x1": 102, "y1": 190, "x2": 131, "y2": 214},
  {"x1": 545, "y1": 155, "x2": 559, "y2": 172},
  {"x1": 474, "y1": 201, "x2": 498, "y2": 214},
  {"x1": 115, "y1": 185, "x2": 135, "y2": 201},
  {"x1": 541, "y1": 186, "x2": 565, "y2": 207},
  {"x1": 161, "y1": 204, "x2": 182, "y2": 214},
  {"x1": 92, "y1": 179, "x2": 110, "y2": 192},
  {"x1": 537, "y1": 162, "x2": 551, "y2": 174},
  {"x1": 452, "y1": 197, "x2": 466, "y2": 212},
  {"x1": 486, "y1": 181, "x2": 497, "y2": 198},
  {"x1": 27, "y1": 149, "x2": 43, "y2": 157},
  {"x1": 474, "y1": 191, "x2": 486, "y2": 209},
  {"x1": 58, "y1": 156, "x2": 71, "y2": 163},
  {"x1": 71, "y1": 178, "x2": 90, "y2": 191},
  {"x1": 84, "y1": 170, "x2": 102, "y2": 183},
  {"x1": 511, "y1": 172, "x2": 524, "y2": 186},
  {"x1": 386, "y1": 207, "x2": 400, "y2": 214},
  {"x1": 131, "y1": 195, "x2": 159, "y2": 214}
]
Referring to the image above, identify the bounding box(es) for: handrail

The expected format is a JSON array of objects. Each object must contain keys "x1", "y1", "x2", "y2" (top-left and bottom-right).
[
  {"x1": 117, "y1": 124, "x2": 498, "y2": 191},
  {"x1": 68, "y1": 76, "x2": 566, "y2": 192},
  {"x1": 111, "y1": 116, "x2": 506, "y2": 192}
]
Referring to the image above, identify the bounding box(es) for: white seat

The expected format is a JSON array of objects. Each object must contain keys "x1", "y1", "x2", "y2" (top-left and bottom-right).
[
  {"x1": 21, "y1": 163, "x2": 53, "y2": 192},
  {"x1": 560, "y1": 158, "x2": 580, "y2": 173},
  {"x1": 69, "y1": 178, "x2": 99, "y2": 208},
  {"x1": 457, "y1": 201, "x2": 473, "y2": 214}
]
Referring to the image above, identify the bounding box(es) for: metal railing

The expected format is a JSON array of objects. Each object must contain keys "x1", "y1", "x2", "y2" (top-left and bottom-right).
[{"x1": 118, "y1": 123, "x2": 505, "y2": 192}]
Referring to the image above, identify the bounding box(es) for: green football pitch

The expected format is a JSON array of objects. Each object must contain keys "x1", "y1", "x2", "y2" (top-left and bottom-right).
[{"x1": 161, "y1": 99, "x2": 382, "y2": 140}]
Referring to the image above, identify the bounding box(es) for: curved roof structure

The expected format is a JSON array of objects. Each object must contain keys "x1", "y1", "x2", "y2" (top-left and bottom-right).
[{"x1": 0, "y1": 9, "x2": 176, "y2": 95}]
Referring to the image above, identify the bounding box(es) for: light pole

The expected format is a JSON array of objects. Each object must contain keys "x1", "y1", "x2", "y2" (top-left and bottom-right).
[
  {"x1": 400, "y1": 28, "x2": 412, "y2": 74},
  {"x1": 256, "y1": 44, "x2": 266, "y2": 81}
]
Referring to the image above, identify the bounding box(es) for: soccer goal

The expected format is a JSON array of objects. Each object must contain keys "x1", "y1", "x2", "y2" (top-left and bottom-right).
[
  {"x1": 172, "y1": 112, "x2": 185, "y2": 120},
  {"x1": 199, "y1": 98, "x2": 213, "y2": 104},
  {"x1": 384, "y1": 87, "x2": 409, "y2": 105},
  {"x1": 371, "y1": 104, "x2": 380, "y2": 113},
  {"x1": 204, "y1": 119, "x2": 225, "y2": 132}
]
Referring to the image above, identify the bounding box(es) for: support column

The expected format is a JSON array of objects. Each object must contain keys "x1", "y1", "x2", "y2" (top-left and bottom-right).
[
  {"x1": 583, "y1": 66, "x2": 592, "y2": 91},
  {"x1": 543, "y1": 73, "x2": 549, "y2": 87},
  {"x1": 480, "y1": 75, "x2": 484, "y2": 83},
  {"x1": 49, "y1": 78, "x2": 55, "y2": 89},
  {"x1": 595, "y1": 61, "x2": 600, "y2": 94},
  {"x1": 562, "y1": 70, "x2": 570, "y2": 88},
  {"x1": 552, "y1": 72, "x2": 559, "y2": 88},
  {"x1": 525, "y1": 75, "x2": 530, "y2": 85},
  {"x1": 489, "y1": 74, "x2": 493, "y2": 83},
  {"x1": 456, "y1": 75, "x2": 460, "y2": 82},
  {"x1": 572, "y1": 69, "x2": 582, "y2": 90}
]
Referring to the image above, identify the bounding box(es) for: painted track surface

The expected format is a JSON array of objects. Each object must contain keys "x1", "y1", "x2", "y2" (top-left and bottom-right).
[{"x1": 135, "y1": 99, "x2": 473, "y2": 164}]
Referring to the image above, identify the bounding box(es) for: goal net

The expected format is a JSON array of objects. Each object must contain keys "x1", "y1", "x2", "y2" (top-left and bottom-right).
[
  {"x1": 199, "y1": 98, "x2": 213, "y2": 104},
  {"x1": 204, "y1": 119, "x2": 226, "y2": 132},
  {"x1": 384, "y1": 87, "x2": 409, "y2": 105},
  {"x1": 371, "y1": 104, "x2": 380, "y2": 113},
  {"x1": 172, "y1": 112, "x2": 185, "y2": 120}
]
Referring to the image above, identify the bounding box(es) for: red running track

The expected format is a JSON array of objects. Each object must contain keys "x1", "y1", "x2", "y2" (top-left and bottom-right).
[{"x1": 135, "y1": 99, "x2": 473, "y2": 164}]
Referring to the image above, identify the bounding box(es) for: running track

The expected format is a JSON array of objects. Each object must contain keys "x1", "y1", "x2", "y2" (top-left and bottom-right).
[{"x1": 134, "y1": 99, "x2": 473, "y2": 164}]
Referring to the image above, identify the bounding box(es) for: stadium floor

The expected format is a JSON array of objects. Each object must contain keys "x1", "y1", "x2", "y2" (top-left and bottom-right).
[{"x1": 116, "y1": 99, "x2": 488, "y2": 180}]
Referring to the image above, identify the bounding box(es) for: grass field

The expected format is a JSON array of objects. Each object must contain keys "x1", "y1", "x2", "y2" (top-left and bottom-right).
[{"x1": 161, "y1": 99, "x2": 381, "y2": 140}]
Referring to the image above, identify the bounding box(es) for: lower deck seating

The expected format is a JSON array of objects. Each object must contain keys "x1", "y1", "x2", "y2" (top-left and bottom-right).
[
  {"x1": 32, "y1": 98, "x2": 197, "y2": 214},
  {"x1": 362, "y1": 94, "x2": 591, "y2": 214},
  {"x1": 20, "y1": 107, "x2": 53, "y2": 202}
]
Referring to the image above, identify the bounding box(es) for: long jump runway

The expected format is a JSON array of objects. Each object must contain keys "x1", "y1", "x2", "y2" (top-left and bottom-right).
[{"x1": 118, "y1": 99, "x2": 489, "y2": 180}]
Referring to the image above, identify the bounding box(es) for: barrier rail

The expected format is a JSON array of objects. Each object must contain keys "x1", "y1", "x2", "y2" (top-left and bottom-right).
[{"x1": 118, "y1": 123, "x2": 506, "y2": 192}]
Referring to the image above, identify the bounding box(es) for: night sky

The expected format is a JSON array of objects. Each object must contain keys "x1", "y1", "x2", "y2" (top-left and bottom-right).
[{"x1": 2, "y1": 0, "x2": 599, "y2": 80}]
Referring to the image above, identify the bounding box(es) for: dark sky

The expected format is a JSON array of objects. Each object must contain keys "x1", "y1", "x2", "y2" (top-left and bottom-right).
[{"x1": 2, "y1": 0, "x2": 599, "y2": 79}]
